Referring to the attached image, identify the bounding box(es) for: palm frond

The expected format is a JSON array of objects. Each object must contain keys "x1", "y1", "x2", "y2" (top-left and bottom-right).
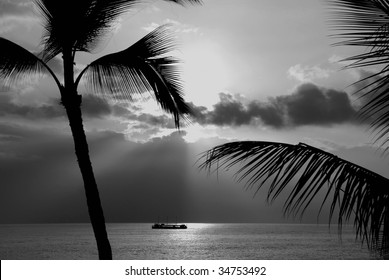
[
  {"x1": 329, "y1": 0, "x2": 389, "y2": 144},
  {"x1": 77, "y1": 25, "x2": 191, "y2": 128},
  {"x1": 162, "y1": 0, "x2": 202, "y2": 5},
  {"x1": 37, "y1": 0, "x2": 141, "y2": 61},
  {"x1": 36, "y1": 0, "x2": 202, "y2": 61},
  {"x1": 0, "y1": 37, "x2": 60, "y2": 88},
  {"x1": 199, "y1": 141, "x2": 389, "y2": 257}
]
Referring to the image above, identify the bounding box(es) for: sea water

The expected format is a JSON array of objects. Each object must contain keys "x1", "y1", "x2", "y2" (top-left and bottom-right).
[{"x1": 0, "y1": 223, "x2": 377, "y2": 259}]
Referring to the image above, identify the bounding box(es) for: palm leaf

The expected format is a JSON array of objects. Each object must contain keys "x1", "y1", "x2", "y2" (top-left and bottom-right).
[
  {"x1": 76, "y1": 24, "x2": 191, "y2": 128},
  {"x1": 162, "y1": 0, "x2": 202, "y2": 5},
  {"x1": 37, "y1": 0, "x2": 140, "y2": 61},
  {"x1": 199, "y1": 141, "x2": 389, "y2": 257},
  {"x1": 329, "y1": 0, "x2": 389, "y2": 145},
  {"x1": 163, "y1": 0, "x2": 203, "y2": 6},
  {"x1": 0, "y1": 37, "x2": 60, "y2": 88},
  {"x1": 36, "y1": 0, "x2": 202, "y2": 62}
]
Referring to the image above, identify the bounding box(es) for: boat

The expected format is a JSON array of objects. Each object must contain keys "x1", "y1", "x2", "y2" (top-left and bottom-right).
[
  {"x1": 152, "y1": 216, "x2": 187, "y2": 229},
  {"x1": 152, "y1": 223, "x2": 187, "y2": 229}
]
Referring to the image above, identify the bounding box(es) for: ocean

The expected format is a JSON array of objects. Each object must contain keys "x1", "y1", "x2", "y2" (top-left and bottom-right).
[{"x1": 0, "y1": 223, "x2": 378, "y2": 260}]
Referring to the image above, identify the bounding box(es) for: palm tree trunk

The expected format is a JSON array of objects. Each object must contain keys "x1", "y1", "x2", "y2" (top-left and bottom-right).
[
  {"x1": 62, "y1": 94, "x2": 112, "y2": 260},
  {"x1": 61, "y1": 48, "x2": 112, "y2": 259},
  {"x1": 60, "y1": 47, "x2": 112, "y2": 260}
]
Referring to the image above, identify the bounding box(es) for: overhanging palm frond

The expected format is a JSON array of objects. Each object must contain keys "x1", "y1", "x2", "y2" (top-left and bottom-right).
[
  {"x1": 77, "y1": 25, "x2": 191, "y2": 128},
  {"x1": 37, "y1": 0, "x2": 142, "y2": 61},
  {"x1": 199, "y1": 141, "x2": 389, "y2": 257},
  {"x1": 329, "y1": 0, "x2": 389, "y2": 145},
  {"x1": 37, "y1": 0, "x2": 202, "y2": 62},
  {"x1": 0, "y1": 37, "x2": 60, "y2": 88}
]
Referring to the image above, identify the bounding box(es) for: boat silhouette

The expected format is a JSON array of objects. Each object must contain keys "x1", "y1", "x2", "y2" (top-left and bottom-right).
[
  {"x1": 152, "y1": 223, "x2": 187, "y2": 229},
  {"x1": 152, "y1": 216, "x2": 187, "y2": 229}
]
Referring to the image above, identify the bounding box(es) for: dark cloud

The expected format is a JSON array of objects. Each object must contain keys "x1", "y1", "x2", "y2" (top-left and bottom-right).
[
  {"x1": 191, "y1": 83, "x2": 358, "y2": 128},
  {"x1": 247, "y1": 100, "x2": 284, "y2": 127},
  {"x1": 188, "y1": 102, "x2": 209, "y2": 126},
  {"x1": 0, "y1": 94, "x2": 64, "y2": 119},
  {"x1": 0, "y1": 93, "x2": 117, "y2": 120},
  {"x1": 0, "y1": 88, "x2": 179, "y2": 137},
  {"x1": 189, "y1": 94, "x2": 257, "y2": 126},
  {"x1": 208, "y1": 93, "x2": 252, "y2": 126},
  {"x1": 277, "y1": 83, "x2": 357, "y2": 126},
  {"x1": 81, "y1": 94, "x2": 112, "y2": 118}
]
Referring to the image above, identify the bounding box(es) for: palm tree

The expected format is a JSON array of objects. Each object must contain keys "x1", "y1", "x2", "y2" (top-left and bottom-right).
[
  {"x1": 200, "y1": 0, "x2": 389, "y2": 258},
  {"x1": 0, "y1": 0, "x2": 201, "y2": 260}
]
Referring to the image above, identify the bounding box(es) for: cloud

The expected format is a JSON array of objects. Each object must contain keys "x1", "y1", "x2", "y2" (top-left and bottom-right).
[
  {"x1": 288, "y1": 64, "x2": 332, "y2": 82},
  {"x1": 189, "y1": 93, "x2": 284, "y2": 128},
  {"x1": 247, "y1": 100, "x2": 285, "y2": 128},
  {"x1": 124, "y1": 124, "x2": 161, "y2": 142},
  {"x1": 0, "y1": 85, "x2": 179, "y2": 143},
  {"x1": 278, "y1": 83, "x2": 357, "y2": 126},
  {"x1": 112, "y1": 103, "x2": 176, "y2": 127},
  {"x1": 120, "y1": 112, "x2": 177, "y2": 142},
  {"x1": 0, "y1": 93, "x2": 64, "y2": 119},
  {"x1": 0, "y1": 93, "x2": 117, "y2": 120},
  {"x1": 205, "y1": 93, "x2": 252, "y2": 126},
  {"x1": 108, "y1": 99, "x2": 178, "y2": 131},
  {"x1": 191, "y1": 83, "x2": 358, "y2": 128},
  {"x1": 0, "y1": 0, "x2": 37, "y2": 34},
  {"x1": 137, "y1": 113, "x2": 176, "y2": 129},
  {"x1": 0, "y1": 0, "x2": 33, "y2": 16},
  {"x1": 142, "y1": 19, "x2": 199, "y2": 34},
  {"x1": 81, "y1": 95, "x2": 112, "y2": 118}
]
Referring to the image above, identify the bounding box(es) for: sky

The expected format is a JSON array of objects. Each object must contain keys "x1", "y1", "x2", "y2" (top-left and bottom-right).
[{"x1": 1, "y1": 0, "x2": 389, "y2": 224}]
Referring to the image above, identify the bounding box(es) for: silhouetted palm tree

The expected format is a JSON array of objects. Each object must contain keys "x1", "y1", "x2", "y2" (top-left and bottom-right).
[
  {"x1": 200, "y1": 0, "x2": 389, "y2": 258},
  {"x1": 0, "y1": 0, "x2": 201, "y2": 260}
]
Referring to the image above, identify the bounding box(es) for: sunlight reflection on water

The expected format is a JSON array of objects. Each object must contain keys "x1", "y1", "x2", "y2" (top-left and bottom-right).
[{"x1": 0, "y1": 223, "x2": 378, "y2": 259}]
